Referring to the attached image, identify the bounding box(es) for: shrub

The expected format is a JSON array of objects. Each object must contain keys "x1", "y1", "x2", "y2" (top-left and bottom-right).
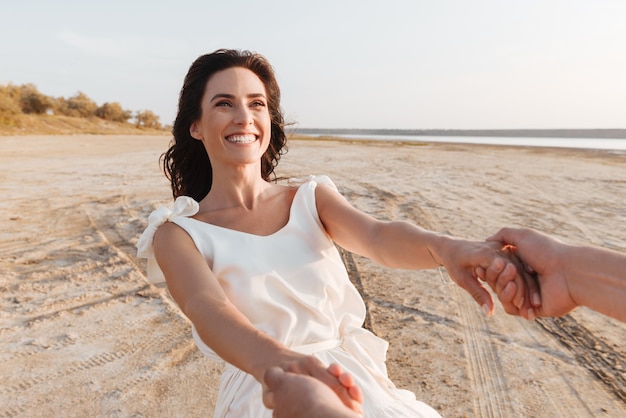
[
  {"x1": 0, "y1": 84, "x2": 21, "y2": 102},
  {"x1": 55, "y1": 91, "x2": 98, "y2": 118},
  {"x1": 135, "y1": 110, "x2": 162, "y2": 129},
  {"x1": 0, "y1": 86, "x2": 21, "y2": 115},
  {"x1": 95, "y1": 102, "x2": 132, "y2": 123},
  {"x1": 0, "y1": 84, "x2": 23, "y2": 125},
  {"x1": 19, "y1": 83, "x2": 53, "y2": 114}
]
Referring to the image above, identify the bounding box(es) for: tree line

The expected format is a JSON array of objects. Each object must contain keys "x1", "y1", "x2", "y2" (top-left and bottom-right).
[{"x1": 0, "y1": 83, "x2": 164, "y2": 129}]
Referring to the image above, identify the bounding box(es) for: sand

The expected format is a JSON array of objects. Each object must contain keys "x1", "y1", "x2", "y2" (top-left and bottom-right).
[{"x1": 1, "y1": 134, "x2": 625, "y2": 417}]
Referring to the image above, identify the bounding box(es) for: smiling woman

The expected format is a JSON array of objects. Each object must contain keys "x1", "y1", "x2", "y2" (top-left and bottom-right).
[
  {"x1": 189, "y1": 67, "x2": 271, "y2": 168},
  {"x1": 136, "y1": 48, "x2": 529, "y2": 418},
  {"x1": 162, "y1": 49, "x2": 287, "y2": 203}
]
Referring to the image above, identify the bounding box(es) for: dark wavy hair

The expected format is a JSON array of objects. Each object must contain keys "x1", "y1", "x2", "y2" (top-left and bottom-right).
[{"x1": 162, "y1": 49, "x2": 288, "y2": 201}]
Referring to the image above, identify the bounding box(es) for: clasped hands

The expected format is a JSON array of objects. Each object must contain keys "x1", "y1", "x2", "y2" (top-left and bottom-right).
[
  {"x1": 433, "y1": 231, "x2": 543, "y2": 322},
  {"x1": 262, "y1": 356, "x2": 364, "y2": 417}
]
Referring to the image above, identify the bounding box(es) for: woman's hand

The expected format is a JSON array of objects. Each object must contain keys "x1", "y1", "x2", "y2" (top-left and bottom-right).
[
  {"x1": 263, "y1": 366, "x2": 362, "y2": 418},
  {"x1": 262, "y1": 357, "x2": 363, "y2": 415},
  {"x1": 438, "y1": 237, "x2": 538, "y2": 318}
]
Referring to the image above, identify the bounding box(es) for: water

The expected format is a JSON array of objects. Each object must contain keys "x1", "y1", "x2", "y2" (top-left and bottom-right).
[{"x1": 310, "y1": 133, "x2": 626, "y2": 151}]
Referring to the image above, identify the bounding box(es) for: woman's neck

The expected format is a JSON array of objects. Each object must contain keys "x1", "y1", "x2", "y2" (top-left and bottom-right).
[{"x1": 202, "y1": 169, "x2": 272, "y2": 212}]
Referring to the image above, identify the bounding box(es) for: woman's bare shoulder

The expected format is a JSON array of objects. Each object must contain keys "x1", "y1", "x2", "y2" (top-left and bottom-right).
[{"x1": 153, "y1": 221, "x2": 194, "y2": 249}]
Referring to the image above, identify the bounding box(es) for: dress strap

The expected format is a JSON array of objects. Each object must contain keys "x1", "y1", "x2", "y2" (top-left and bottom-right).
[
  {"x1": 136, "y1": 196, "x2": 199, "y2": 283},
  {"x1": 287, "y1": 174, "x2": 338, "y2": 192}
]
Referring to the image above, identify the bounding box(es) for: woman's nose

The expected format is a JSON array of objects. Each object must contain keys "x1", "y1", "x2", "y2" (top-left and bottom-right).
[{"x1": 234, "y1": 105, "x2": 253, "y2": 125}]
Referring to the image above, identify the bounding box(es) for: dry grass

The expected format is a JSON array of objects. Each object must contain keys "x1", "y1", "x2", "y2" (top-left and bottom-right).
[{"x1": 0, "y1": 114, "x2": 169, "y2": 136}]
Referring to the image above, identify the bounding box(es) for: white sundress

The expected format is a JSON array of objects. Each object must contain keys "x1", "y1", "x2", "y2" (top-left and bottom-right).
[{"x1": 137, "y1": 175, "x2": 440, "y2": 418}]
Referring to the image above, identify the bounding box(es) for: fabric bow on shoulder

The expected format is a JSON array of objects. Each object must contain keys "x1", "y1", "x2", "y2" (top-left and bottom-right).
[{"x1": 136, "y1": 196, "x2": 199, "y2": 283}]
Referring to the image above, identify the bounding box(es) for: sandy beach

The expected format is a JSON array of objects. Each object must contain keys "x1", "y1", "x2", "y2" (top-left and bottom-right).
[{"x1": 1, "y1": 134, "x2": 625, "y2": 417}]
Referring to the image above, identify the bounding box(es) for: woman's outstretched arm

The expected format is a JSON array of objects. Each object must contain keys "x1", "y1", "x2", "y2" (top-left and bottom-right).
[{"x1": 314, "y1": 184, "x2": 535, "y2": 318}]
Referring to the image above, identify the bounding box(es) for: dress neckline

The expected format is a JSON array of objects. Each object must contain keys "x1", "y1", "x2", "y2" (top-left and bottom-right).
[{"x1": 181, "y1": 184, "x2": 305, "y2": 238}]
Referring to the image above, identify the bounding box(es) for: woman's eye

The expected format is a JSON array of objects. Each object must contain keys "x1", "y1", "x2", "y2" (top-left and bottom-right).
[
  {"x1": 251, "y1": 101, "x2": 266, "y2": 108},
  {"x1": 215, "y1": 101, "x2": 232, "y2": 108}
]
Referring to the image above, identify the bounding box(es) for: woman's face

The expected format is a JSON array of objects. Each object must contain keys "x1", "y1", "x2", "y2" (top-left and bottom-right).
[{"x1": 190, "y1": 67, "x2": 271, "y2": 169}]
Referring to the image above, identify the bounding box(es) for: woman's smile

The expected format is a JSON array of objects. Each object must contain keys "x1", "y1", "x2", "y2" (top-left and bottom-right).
[{"x1": 225, "y1": 133, "x2": 258, "y2": 144}]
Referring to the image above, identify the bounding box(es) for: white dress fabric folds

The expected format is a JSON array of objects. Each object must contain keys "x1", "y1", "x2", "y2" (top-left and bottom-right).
[{"x1": 137, "y1": 175, "x2": 440, "y2": 417}]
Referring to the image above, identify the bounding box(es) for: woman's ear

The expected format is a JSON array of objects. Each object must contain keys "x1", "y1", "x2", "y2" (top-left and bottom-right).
[{"x1": 190, "y1": 122, "x2": 203, "y2": 140}]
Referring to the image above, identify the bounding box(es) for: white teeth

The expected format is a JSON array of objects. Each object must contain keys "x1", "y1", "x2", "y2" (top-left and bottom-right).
[{"x1": 226, "y1": 134, "x2": 256, "y2": 144}]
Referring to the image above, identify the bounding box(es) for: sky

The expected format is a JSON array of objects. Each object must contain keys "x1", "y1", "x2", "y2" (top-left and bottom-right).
[{"x1": 2, "y1": 0, "x2": 625, "y2": 130}]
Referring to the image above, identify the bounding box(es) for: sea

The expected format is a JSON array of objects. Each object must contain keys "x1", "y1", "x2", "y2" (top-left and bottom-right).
[{"x1": 305, "y1": 133, "x2": 626, "y2": 152}]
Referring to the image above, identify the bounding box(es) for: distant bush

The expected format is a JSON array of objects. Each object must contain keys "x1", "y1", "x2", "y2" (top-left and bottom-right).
[
  {"x1": 0, "y1": 94, "x2": 21, "y2": 115},
  {"x1": 55, "y1": 91, "x2": 98, "y2": 118},
  {"x1": 95, "y1": 102, "x2": 132, "y2": 123},
  {"x1": 0, "y1": 84, "x2": 22, "y2": 125},
  {"x1": 0, "y1": 98, "x2": 22, "y2": 126},
  {"x1": 0, "y1": 91, "x2": 22, "y2": 116},
  {"x1": 0, "y1": 84, "x2": 20, "y2": 105},
  {"x1": 19, "y1": 83, "x2": 54, "y2": 114},
  {"x1": 135, "y1": 110, "x2": 162, "y2": 129},
  {"x1": 0, "y1": 86, "x2": 21, "y2": 115}
]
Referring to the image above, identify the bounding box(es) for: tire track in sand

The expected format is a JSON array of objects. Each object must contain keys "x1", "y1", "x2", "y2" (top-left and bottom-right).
[
  {"x1": 0, "y1": 196, "x2": 198, "y2": 417},
  {"x1": 390, "y1": 184, "x2": 514, "y2": 417},
  {"x1": 345, "y1": 182, "x2": 515, "y2": 417},
  {"x1": 429, "y1": 171, "x2": 624, "y2": 417},
  {"x1": 522, "y1": 180, "x2": 626, "y2": 405},
  {"x1": 340, "y1": 176, "x2": 626, "y2": 416},
  {"x1": 536, "y1": 316, "x2": 626, "y2": 403}
]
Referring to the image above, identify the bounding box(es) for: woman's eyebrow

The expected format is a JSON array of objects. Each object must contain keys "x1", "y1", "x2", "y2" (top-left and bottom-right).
[{"x1": 210, "y1": 93, "x2": 266, "y2": 102}]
